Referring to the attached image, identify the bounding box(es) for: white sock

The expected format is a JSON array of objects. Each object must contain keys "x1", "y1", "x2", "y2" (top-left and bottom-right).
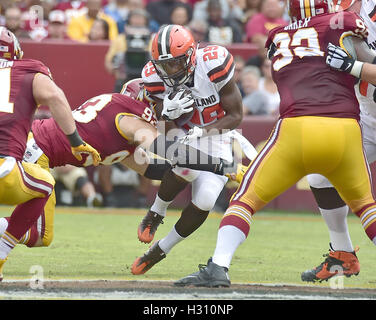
[
  {"x1": 150, "y1": 195, "x2": 172, "y2": 217},
  {"x1": 0, "y1": 218, "x2": 8, "y2": 236},
  {"x1": 0, "y1": 239, "x2": 12, "y2": 260},
  {"x1": 212, "y1": 225, "x2": 246, "y2": 269},
  {"x1": 158, "y1": 226, "x2": 185, "y2": 253},
  {"x1": 320, "y1": 206, "x2": 354, "y2": 252}
]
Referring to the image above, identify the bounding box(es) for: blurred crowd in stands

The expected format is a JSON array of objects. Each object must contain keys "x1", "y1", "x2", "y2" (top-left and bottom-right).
[{"x1": 0, "y1": 0, "x2": 289, "y2": 210}]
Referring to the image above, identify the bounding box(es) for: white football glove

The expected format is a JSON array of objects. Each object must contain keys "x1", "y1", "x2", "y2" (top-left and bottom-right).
[
  {"x1": 326, "y1": 42, "x2": 364, "y2": 78},
  {"x1": 161, "y1": 89, "x2": 195, "y2": 120},
  {"x1": 179, "y1": 126, "x2": 204, "y2": 145}
]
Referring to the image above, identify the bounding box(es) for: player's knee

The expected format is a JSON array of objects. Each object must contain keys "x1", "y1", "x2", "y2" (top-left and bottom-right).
[
  {"x1": 192, "y1": 189, "x2": 219, "y2": 212},
  {"x1": 172, "y1": 167, "x2": 200, "y2": 183}
]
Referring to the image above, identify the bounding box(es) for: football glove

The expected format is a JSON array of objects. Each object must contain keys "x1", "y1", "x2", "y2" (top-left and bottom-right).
[
  {"x1": 71, "y1": 142, "x2": 101, "y2": 166},
  {"x1": 225, "y1": 163, "x2": 248, "y2": 184},
  {"x1": 161, "y1": 89, "x2": 195, "y2": 121},
  {"x1": 179, "y1": 126, "x2": 204, "y2": 145},
  {"x1": 67, "y1": 130, "x2": 101, "y2": 166},
  {"x1": 326, "y1": 43, "x2": 364, "y2": 78}
]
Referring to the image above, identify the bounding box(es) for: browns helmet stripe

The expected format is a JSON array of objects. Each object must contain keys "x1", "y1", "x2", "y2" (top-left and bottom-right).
[
  {"x1": 157, "y1": 25, "x2": 173, "y2": 56},
  {"x1": 144, "y1": 82, "x2": 165, "y2": 94}
]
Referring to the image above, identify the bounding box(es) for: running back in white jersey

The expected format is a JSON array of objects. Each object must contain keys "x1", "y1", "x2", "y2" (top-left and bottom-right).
[
  {"x1": 141, "y1": 45, "x2": 235, "y2": 131},
  {"x1": 356, "y1": 0, "x2": 376, "y2": 126}
]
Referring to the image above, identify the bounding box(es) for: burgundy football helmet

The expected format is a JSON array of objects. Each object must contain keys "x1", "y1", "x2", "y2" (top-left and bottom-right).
[
  {"x1": 0, "y1": 27, "x2": 23, "y2": 60},
  {"x1": 288, "y1": 0, "x2": 335, "y2": 21},
  {"x1": 120, "y1": 78, "x2": 157, "y2": 109}
]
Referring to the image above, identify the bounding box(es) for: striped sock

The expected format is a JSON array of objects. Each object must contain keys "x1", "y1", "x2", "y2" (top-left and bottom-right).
[
  {"x1": 212, "y1": 203, "x2": 253, "y2": 269},
  {"x1": 0, "y1": 231, "x2": 19, "y2": 260},
  {"x1": 355, "y1": 204, "x2": 376, "y2": 245}
]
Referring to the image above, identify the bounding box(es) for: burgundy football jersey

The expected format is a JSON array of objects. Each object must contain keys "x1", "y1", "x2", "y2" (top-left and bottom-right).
[
  {"x1": 32, "y1": 93, "x2": 157, "y2": 167},
  {"x1": 266, "y1": 12, "x2": 368, "y2": 119},
  {"x1": 0, "y1": 59, "x2": 51, "y2": 160}
]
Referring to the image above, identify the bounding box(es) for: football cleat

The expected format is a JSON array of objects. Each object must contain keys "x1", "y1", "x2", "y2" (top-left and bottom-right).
[
  {"x1": 174, "y1": 258, "x2": 230, "y2": 287},
  {"x1": 0, "y1": 257, "x2": 7, "y2": 282},
  {"x1": 301, "y1": 245, "x2": 360, "y2": 282},
  {"x1": 137, "y1": 210, "x2": 164, "y2": 243},
  {"x1": 131, "y1": 241, "x2": 166, "y2": 275}
]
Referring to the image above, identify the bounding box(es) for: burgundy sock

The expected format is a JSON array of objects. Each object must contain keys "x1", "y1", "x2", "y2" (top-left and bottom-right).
[{"x1": 6, "y1": 197, "x2": 49, "y2": 241}]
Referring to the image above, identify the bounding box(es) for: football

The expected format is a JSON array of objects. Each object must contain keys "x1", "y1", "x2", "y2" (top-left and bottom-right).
[{"x1": 168, "y1": 89, "x2": 196, "y2": 127}]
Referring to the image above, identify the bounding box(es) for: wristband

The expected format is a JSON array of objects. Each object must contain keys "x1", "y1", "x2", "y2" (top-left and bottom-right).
[
  {"x1": 66, "y1": 129, "x2": 84, "y2": 147},
  {"x1": 350, "y1": 61, "x2": 364, "y2": 78}
]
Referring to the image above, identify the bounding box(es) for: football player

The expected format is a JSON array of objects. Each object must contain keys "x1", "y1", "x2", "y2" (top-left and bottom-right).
[
  {"x1": 174, "y1": 0, "x2": 376, "y2": 287},
  {"x1": 0, "y1": 78, "x2": 233, "y2": 254},
  {"x1": 300, "y1": 0, "x2": 376, "y2": 282},
  {"x1": 131, "y1": 24, "x2": 257, "y2": 276},
  {"x1": 0, "y1": 27, "x2": 100, "y2": 280}
]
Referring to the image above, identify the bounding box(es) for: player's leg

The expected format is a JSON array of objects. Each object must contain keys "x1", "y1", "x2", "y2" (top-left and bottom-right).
[
  {"x1": 325, "y1": 121, "x2": 376, "y2": 246},
  {"x1": 302, "y1": 173, "x2": 359, "y2": 282},
  {"x1": 175, "y1": 119, "x2": 307, "y2": 287},
  {"x1": 137, "y1": 167, "x2": 198, "y2": 243},
  {"x1": 0, "y1": 160, "x2": 54, "y2": 280},
  {"x1": 132, "y1": 172, "x2": 228, "y2": 275}
]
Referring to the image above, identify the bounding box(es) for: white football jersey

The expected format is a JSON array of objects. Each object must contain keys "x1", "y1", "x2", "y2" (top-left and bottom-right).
[
  {"x1": 356, "y1": 0, "x2": 376, "y2": 127},
  {"x1": 141, "y1": 45, "x2": 235, "y2": 130}
]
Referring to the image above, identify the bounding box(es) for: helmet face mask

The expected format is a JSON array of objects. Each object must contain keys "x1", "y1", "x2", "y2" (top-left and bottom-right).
[
  {"x1": 152, "y1": 51, "x2": 193, "y2": 88},
  {"x1": 151, "y1": 25, "x2": 197, "y2": 88}
]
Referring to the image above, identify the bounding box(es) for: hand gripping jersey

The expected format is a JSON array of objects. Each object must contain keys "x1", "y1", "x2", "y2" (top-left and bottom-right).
[
  {"x1": 0, "y1": 59, "x2": 51, "y2": 160},
  {"x1": 31, "y1": 93, "x2": 157, "y2": 168},
  {"x1": 266, "y1": 11, "x2": 368, "y2": 119},
  {"x1": 142, "y1": 45, "x2": 235, "y2": 131},
  {"x1": 356, "y1": 0, "x2": 376, "y2": 127}
]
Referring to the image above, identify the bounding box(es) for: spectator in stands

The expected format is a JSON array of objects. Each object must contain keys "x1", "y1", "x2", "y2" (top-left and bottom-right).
[
  {"x1": 204, "y1": 0, "x2": 242, "y2": 45},
  {"x1": 187, "y1": 19, "x2": 208, "y2": 43},
  {"x1": 4, "y1": 5, "x2": 31, "y2": 39},
  {"x1": 96, "y1": 163, "x2": 151, "y2": 208},
  {"x1": 54, "y1": 0, "x2": 87, "y2": 23},
  {"x1": 245, "y1": 0, "x2": 287, "y2": 68},
  {"x1": 245, "y1": 0, "x2": 287, "y2": 48},
  {"x1": 52, "y1": 165, "x2": 103, "y2": 208},
  {"x1": 103, "y1": 0, "x2": 129, "y2": 34},
  {"x1": 41, "y1": 0, "x2": 57, "y2": 21},
  {"x1": 241, "y1": 0, "x2": 261, "y2": 26},
  {"x1": 88, "y1": 18, "x2": 110, "y2": 40},
  {"x1": 192, "y1": 0, "x2": 243, "y2": 26},
  {"x1": 146, "y1": 0, "x2": 192, "y2": 29},
  {"x1": 67, "y1": 0, "x2": 118, "y2": 42},
  {"x1": 0, "y1": 0, "x2": 13, "y2": 24},
  {"x1": 233, "y1": 55, "x2": 246, "y2": 97},
  {"x1": 105, "y1": 8, "x2": 151, "y2": 91},
  {"x1": 170, "y1": 4, "x2": 191, "y2": 27},
  {"x1": 45, "y1": 9, "x2": 69, "y2": 39},
  {"x1": 258, "y1": 58, "x2": 280, "y2": 116},
  {"x1": 241, "y1": 66, "x2": 270, "y2": 115}
]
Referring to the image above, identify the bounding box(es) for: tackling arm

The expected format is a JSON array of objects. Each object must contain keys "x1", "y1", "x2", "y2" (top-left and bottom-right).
[
  {"x1": 32, "y1": 73, "x2": 101, "y2": 165},
  {"x1": 117, "y1": 115, "x2": 232, "y2": 175},
  {"x1": 33, "y1": 73, "x2": 76, "y2": 135}
]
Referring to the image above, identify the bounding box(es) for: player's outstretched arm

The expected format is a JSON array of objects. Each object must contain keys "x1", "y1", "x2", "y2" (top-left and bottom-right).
[
  {"x1": 117, "y1": 115, "x2": 232, "y2": 175},
  {"x1": 32, "y1": 73, "x2": 101, "y2": 165},
  {"x1": 326, "y1": 42, "x2": 376, "y2": 85}
]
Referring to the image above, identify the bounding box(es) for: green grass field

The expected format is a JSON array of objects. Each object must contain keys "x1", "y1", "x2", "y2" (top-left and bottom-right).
[{"x1": 1, "y1": 206, "x2": 376, "y2": 289}]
